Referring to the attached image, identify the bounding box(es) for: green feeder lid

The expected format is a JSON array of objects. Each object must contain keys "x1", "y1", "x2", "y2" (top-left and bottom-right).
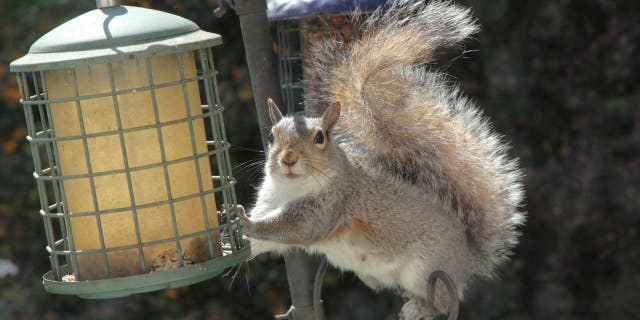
[
  {"x1": 10, "y1": 4, "x2": 222, "y2": 72},
  {"x1": 29, "y1": 5, "x2": 198, "y2": 54}
]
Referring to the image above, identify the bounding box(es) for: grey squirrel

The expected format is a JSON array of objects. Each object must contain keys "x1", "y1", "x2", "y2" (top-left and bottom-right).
[{"x1": 241, "y1": 0, "x2": 525, "y2": 318}]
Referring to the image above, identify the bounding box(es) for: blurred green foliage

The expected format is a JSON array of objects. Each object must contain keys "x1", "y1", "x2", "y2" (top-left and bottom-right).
[{"x1": 0, "y1": 0, "x2": 638, "y2": 319}]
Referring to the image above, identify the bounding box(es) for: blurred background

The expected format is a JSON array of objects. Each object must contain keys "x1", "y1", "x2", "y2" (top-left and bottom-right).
[{"x1": 0, "y1": 0, "x2": 638, "y2": 319}]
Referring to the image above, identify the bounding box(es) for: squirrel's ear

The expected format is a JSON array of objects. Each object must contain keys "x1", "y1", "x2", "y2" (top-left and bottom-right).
[
  {"x1": 267, "y1": 98, "x2": 284, "y2": 125},
  {"x1": 322, "y1": 101, "x2": 341, "y2": 129}
]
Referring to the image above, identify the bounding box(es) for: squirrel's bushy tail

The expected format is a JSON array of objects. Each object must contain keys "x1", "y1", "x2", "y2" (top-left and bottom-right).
[
  {"x1": 306, "y1": 0, "x2": 524, "y2": 270},
  {"x1": 305, "y1": 0, "x2": 478, "y2": 115}
]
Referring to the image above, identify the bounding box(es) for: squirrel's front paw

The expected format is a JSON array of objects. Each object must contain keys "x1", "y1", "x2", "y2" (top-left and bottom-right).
[{"x1": 237, "y1": 207, "x2": 257, "y2": 237}]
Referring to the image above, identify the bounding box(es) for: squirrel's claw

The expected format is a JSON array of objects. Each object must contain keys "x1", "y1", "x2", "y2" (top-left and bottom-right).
[
  {"x1": 237, "y1": 206, "x2": 256, "y2": 237},
  {"x1": 234, "y1": 204, "x2": 247, "y2": 219}
]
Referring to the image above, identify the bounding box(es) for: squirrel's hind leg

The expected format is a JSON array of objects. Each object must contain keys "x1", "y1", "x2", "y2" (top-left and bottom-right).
[
  {"x1": 399, "y1": 292, "x2": 438, "y2": 320},
  {"x1": 400, "y1": 270, "x2": 460, "y2": 320}
]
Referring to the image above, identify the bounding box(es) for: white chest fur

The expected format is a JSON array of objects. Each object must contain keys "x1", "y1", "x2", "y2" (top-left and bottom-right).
[
  {"x1": 309, "y1": 237, "x2": 422, "y2": 291},
  {"x1": 262, "y1": 176, "x2": 324, "y2": 202}
]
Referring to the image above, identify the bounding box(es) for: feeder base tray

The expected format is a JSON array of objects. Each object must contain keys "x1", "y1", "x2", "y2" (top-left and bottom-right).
[{"x1": 42, "y1": 240, "x2": 250, "y2": 299}]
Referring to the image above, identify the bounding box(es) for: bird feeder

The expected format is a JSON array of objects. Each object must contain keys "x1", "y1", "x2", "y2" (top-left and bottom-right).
[
  {"x1": 267, "y1": 0, "x2": 386, "y2": 114},
  {"x1": 9, "y1": 0, "x2": 249, "y2": 299}
]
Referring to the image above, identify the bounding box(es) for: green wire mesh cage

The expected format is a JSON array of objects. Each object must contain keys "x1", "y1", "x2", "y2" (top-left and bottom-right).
[
  {"x1": 275, "y1": 20, "x2": 305, "y2": 115},
  {"x1": 9, "y1": 3, "x2": 248, "y2": 299},
  {"x1": 275, "y1": 15, "x2": 368, "y2": 116}
]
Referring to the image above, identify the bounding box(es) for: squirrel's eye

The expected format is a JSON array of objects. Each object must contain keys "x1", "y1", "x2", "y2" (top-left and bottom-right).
[
  {"x1": 267, "y1": 132, "x2": 274, "y2": 144},
  {"x1": 313, "y1": 131, "x2": 324, "y2": 144}
]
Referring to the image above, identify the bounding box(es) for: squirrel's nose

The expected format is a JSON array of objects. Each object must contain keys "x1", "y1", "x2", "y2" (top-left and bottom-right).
[{"x1": 280, "y1": 150, "x2": 298, "y2": 167}]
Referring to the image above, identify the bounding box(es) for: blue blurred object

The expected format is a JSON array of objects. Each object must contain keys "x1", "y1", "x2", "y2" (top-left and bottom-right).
[
  {"x1": 267, "y1": 0, "x2": 387, "y2": 20},
  {"x1": 0, "y1": 259, "x2": 18, "y2": 278}
]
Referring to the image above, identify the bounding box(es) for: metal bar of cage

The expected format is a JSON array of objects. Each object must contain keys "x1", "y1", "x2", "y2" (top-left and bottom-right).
[
  {"x1": 147, "y1": 54, "x2": 186, "y2": 269},
  {"x1": 35, "y1": 71, "x2": 70, "y2": 279},
  {"x1": 39, "y1": 70, "x2": 79, "y2": 281},
  {"x1": 276, "y1": 19, "x2": 305, "y2": 115},
  {"x1": 28, "y1": 112, "x2": 212, "y2": 144},
  {"x1": 19, "y1": 72, "x2": 214, "y2": 106},
  {"x1": 182, "y1": 54, "x2": 217, "y2": 259},
  {"x1": 200, "y1": 47, "x2": 243, "y2": 250},
  {"x1": 177, "y1": 51, "x2": 215, "y2": 265},
  {"x1": 202, "y1": 49, "x2": 245, "y2": 254},
  {"x1": 19, "y1": 73, "x2": 63, "y2": 279},
  {"x1": 42, "y1": 227, "x2": 223, "y2": 255},
  {"x1": 106, "y1": 61, "x2": 148, "y2": 273},
  {"x1": 24, "y1": 71, "x2": 78, "y2": 280},
  {"x1": 276, "y1": 20, "x2": 291, "y2": 114},
  {"x1": 69, "y1": 67, "x2": 112, "y2": 278},
  {"x1": 34, "y1": 169, "x2": 227, "y2": 218}
]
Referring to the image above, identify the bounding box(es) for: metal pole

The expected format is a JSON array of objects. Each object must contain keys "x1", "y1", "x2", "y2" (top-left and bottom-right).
[
  {"x1": 215, "y1": 1, "x2": 323, "y2": 319},
  {"x1": 96, "y1": 0, "x2": 121, "y2": 9}
]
